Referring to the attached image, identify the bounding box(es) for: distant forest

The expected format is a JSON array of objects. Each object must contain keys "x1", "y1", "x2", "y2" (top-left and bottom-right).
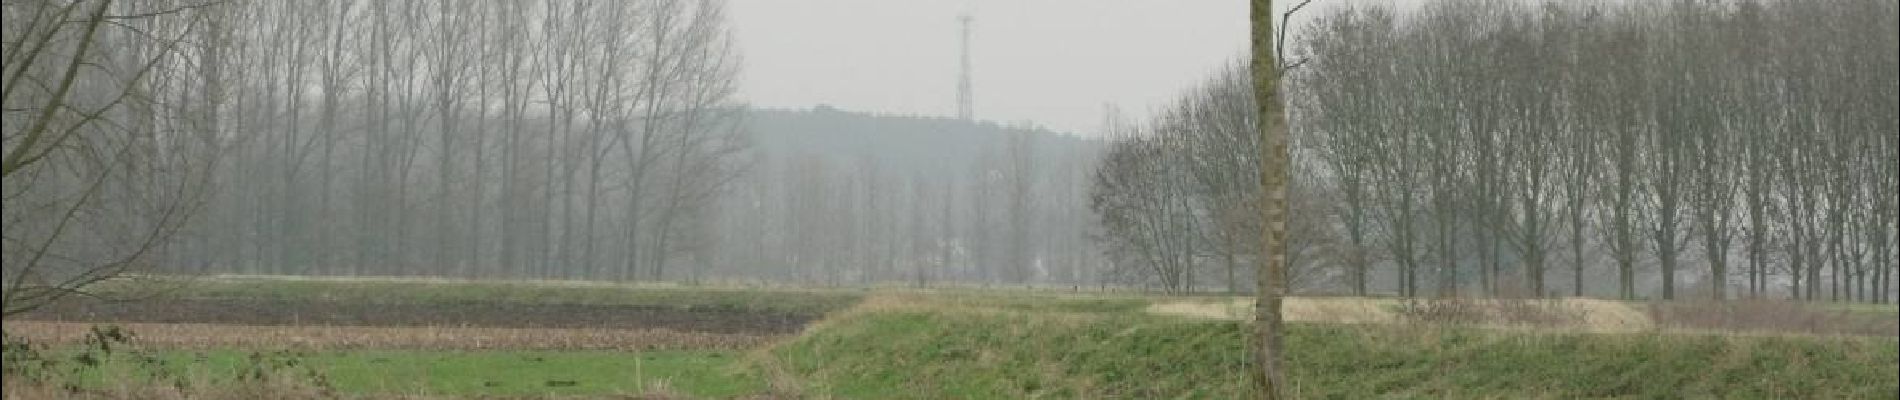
[
  {"x1": 713, "y1": 108, "x2": 1106, "y2": 286},
  {"x1": 7, "y1": 0, "x2": 1893, "y2": 305},
  {"x1": 165, "y1": 104, "x2": 1108, "y2": 286}
]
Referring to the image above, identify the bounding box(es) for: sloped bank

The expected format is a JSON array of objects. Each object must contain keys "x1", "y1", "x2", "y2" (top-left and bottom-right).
[{"x1": 765, "y1": 294, "x2": 1900, "y2": 399}]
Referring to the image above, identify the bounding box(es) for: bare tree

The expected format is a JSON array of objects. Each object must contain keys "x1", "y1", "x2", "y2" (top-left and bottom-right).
[
  {"x1": 3, "y1": 0, "x2": 227, "y2": 315},
  {"x1": 1003, "y1": 129, "x2": 1037, "y2": 283},
  {"x1": 1248, "y1": 0, "x2": 1291, "y2": 396},
  {"x1": 1090, "y1": 133, "x2": 1198, "y2": 293}
]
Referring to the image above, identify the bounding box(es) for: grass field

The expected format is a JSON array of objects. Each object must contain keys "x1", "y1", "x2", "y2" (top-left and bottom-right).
[
  {"x1": 7, "y1": 343, "x2": 759, "y2": 398},
  {"x1": 771, "y1": 294, "x2": 1898, "y2": 399},
  {"x1": 103, "y1": 275, "x2": 866, "y2": 315},
  {"x1": 5, "y1": 277, "x2": 1897, "y2": 399},
  {"x1": 67, "y1": 349, "x2": 762, "y2": 397}
]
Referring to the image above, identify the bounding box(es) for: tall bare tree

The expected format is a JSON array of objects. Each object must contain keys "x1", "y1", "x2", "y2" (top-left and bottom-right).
[
  {"x1": 3, "y1": 0, "x2": 228, "y2": 315},
  {"x1": 1248, "y1": 0, "x2": 1290, "y2": 396}
]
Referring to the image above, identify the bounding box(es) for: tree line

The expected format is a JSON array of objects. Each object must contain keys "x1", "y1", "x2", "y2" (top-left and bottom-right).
[
  {"x1": 5, "y1": 0, "x2": 750, "y2": 312},
  {"x1": 6, "y1": 0, "x2": 1119, "y2": 302},
  {"x1": 168, "y1": 0, "x2": 748, "y2": 283},
  {"x1": 706, "y1": 108, "x2": 1105, "y2": 287},
  {"x1": 1092, "y1": 0, "x2": 1898, "y2": 303}
]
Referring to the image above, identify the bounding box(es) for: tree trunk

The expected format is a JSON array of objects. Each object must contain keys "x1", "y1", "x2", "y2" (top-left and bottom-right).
[{"x1": 1249, "y1": 1, "x2": 1288, "y2": 398}]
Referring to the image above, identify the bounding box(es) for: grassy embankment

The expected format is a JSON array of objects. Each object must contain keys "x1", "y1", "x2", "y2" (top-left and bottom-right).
[
  {"x1": 769, "y1": 293, "x2": 1897, "y2": 399},
  {"x1": 5, "y1": 277, "x2": 1897, "y2": 398}
]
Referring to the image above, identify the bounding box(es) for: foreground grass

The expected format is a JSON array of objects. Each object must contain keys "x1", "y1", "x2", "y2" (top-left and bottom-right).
[
  {"x1": 40, "y1": 349, "x2": 762, "y2": 398},
  {"x1": 21, "y1": 280, "x2": 1898, "y2": 398},
  {"x1": 7, "y1": 321, "x2": 778, "y2": 351},
  {"x1": 770, "y1": 295, "x2": 1900, "y2": 399}
]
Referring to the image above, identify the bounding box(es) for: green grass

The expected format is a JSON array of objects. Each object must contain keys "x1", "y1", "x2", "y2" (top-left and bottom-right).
[
  {"x1": 101, "y1": 277, "x2": 864, "y2": 315},
  {"x1": 771, "y1": 298, "x2": 1900, "y2": 399},
  {"x1": 35, "y1": 280, "x2": 1900, "y2": 398},
  {"x1": 54, "y1": 349, "x2": 762, "y2": 397}
]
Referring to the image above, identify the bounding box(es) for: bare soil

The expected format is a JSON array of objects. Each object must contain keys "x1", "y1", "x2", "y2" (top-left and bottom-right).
[{"x1": 13, "y1": 298, "x2": 815, "y2": 335}]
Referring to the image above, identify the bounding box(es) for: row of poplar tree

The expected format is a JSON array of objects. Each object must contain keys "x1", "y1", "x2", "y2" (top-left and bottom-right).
[{"x1": 1093, "y1": 0, "x2": 1897, "y2": 303}]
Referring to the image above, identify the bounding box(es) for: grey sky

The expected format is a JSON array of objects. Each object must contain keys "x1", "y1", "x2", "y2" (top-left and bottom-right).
[{"x1": 728, "y1": 1, "x2": 1257, "y2": 136}]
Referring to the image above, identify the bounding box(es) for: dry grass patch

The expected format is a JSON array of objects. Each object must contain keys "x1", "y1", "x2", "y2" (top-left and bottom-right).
[
  {"x1": 1142, "y1": 296, "x2": 1900, "y2": 337},
  {"x1": 1286, "y1": 297, "x2": 1403, "y2": 324},
  {"x1": 1567, "y1": 298, "x2": 1653, "y2": 332},
  {"x1": 5, "y1": 321, "x2": 779, "y2": 351},
  {"x1": 1143, "y1": 300, "x2": 1244, "y2": 320},
  {"x1": 1147, "y1": 296, "x2": 1404, "y2": 324},
  {"x1": 1146, "y1": 296, "x2": 1656, "y2": 332}
]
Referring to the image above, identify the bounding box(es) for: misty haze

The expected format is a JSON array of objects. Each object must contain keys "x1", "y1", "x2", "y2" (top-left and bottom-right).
[{"x1": 3, "y1": 0, "x2": 1895, "y2": 399}]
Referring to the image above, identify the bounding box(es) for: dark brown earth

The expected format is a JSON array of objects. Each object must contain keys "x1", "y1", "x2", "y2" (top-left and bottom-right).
[{"x1": 14, "y1": 298, "x2": 815, "y2": 335}]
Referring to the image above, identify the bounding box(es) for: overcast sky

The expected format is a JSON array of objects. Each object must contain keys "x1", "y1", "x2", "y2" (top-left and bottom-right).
[{"x1": 728, "y1": 1, "x2": 1268, "y2": 136}]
